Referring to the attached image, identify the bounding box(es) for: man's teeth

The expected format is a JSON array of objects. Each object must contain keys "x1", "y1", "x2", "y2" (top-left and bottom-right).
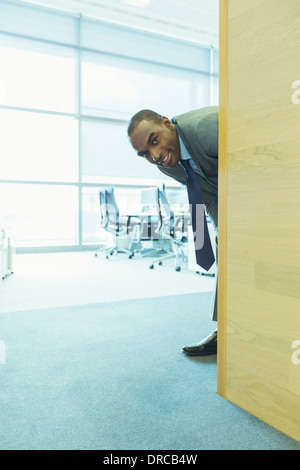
[{"x1": 157, "y1": 152, "x2": 169, "y2": 165}]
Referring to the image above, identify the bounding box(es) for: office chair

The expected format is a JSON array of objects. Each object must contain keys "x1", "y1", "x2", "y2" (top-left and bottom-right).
[
  {"x1": 134, "y1": 186, "x2": 171, "y2": 258},
  {"x1": 148, "y1": 184, "x2": 188, "y2": 271},
  {"x1": 95, "y1": 187, "x2": 141, "y2": 259}
]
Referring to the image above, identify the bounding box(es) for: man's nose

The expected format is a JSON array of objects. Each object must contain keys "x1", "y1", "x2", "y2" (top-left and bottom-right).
[{"x1": 150, "y1": 149, "x2": 160, "y2": 162}]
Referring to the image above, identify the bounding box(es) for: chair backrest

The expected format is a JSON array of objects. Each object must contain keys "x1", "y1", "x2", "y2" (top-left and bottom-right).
[
  {"x1": 158, "y1": 184, "x2": 189, "y2": 241},
  {"x1": 99, "y1": 189, "x2": 108, "y2": 228},
  {"x1": 140, "y1": 186, "x2": 162, "y2": 240},
  {"x1": 157, "y1": 183, "x2": 175, "y2": 234},
  {"x1": 99, "y1": 187, "x2": 119, "y2": 231},
  {"x1": 105, "y1": 187, "x2": 119, "y2": 222}
]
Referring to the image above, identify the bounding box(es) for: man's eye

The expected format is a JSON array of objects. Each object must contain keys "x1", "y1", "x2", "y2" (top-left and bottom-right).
[
  {"x1": 139, "y1": 151, "x2": 148, "y2": 158},
  {"x1": 152, "y1": 137, "x2": 158, "y2": 145}
]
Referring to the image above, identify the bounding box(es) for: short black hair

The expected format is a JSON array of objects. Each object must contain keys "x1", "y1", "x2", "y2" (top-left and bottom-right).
[{"x1": 127, "y1": 109, "x2": 163, "y2": 136}]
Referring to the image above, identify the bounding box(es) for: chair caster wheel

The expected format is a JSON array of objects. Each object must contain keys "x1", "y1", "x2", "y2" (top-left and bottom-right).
[
  {"x1": 158, "y1": 261, "x2": 163, "y2": 266},
  {"x1": 175, "y1": 266, "x2": 181, "y2": 272},
  {"x1": 149, "y1": 264, "x2": 154, "y2": 269}
]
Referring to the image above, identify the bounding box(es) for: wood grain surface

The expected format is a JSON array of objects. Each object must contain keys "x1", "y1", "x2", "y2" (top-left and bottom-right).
[{"x1": 218, "y1": 0, "x2": 300, "y2": 442}]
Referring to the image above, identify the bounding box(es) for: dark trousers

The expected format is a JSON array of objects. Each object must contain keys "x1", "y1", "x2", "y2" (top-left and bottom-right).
[{"x1": 210, "y1": 234, "x2": 218, "y2": 322}]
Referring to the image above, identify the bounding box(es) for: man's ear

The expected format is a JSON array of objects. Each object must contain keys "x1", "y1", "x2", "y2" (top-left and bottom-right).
[{"x1": 161, "y1": 116, "x2": 172, "y2": 129}]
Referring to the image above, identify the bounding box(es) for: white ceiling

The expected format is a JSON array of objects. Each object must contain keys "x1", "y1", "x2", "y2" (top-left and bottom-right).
[{"x1": 19, "y1": 0, "x2": 219, "y2": 47}]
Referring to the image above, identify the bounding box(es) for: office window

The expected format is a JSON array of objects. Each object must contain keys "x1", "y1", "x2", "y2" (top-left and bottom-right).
[
  {"x1": 0, "y1": 0, "x2": 218, "y2": 250},
  {"x1": 213, "y1": 48, "x2": 219, "y2": 75},
  {"x1": 0, "y1": 1, "x2": 77, "y2": 45},
  {"x1": 81, "y1": 119, "x2": 162, "y2": 183},
  {"x1": 82, "y1": 186, "x2": 103, "y2": 244},
  {"x1": 212, "y1": 77, "x2": 219, "y2": 105},
  {"x1": 80, "y1": 18, "x2": 210, "y2": 72},
  {"x1": 195, "y1": 75, "x2": 212, "y2": 108},
  {"x1": 81, "y1": 51, "x2": 198, "y2": 119},
  {"x1": 0, "y1": 35, "x2": 76, "y2": 114},
  {"x1": 0, "y1": 184, "x2": 78, "y2": 247},
  {"x1": 0, "y1": 109, "x2": 78, "y2": 182}
]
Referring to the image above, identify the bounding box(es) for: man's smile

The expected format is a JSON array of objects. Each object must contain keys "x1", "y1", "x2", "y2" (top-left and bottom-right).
[{"x1": 157, "y1": 151, "x2": 172, "y2": 166}]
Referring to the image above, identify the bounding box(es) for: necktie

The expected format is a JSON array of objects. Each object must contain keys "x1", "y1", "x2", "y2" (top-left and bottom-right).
[{"x1": 181, "y1": 158, "x2": 215, "y2": 271}]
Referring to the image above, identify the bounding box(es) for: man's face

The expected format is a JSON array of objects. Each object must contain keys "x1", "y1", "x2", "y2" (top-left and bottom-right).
[{"x1": 129, "y1": 117, "x2": 181, "y2": 168}]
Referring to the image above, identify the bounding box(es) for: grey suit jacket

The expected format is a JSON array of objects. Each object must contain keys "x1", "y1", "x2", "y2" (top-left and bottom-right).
[{"x1": 158, "y1": 106, "x2": 219, "y2": 228}]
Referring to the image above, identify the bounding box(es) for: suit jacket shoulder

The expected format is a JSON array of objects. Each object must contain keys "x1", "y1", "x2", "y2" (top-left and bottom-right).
[{"x1": 176, "y1": 106, "x2": 218, "y2": 161}]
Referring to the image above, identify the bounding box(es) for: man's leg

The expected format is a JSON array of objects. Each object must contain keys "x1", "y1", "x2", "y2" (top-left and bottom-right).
[
  {"x1": 182, "y1": 235, "x2": 218, "y2": 356},
  {"x1": 210, "y1": 235, "x2": 218, "y2": 321}
]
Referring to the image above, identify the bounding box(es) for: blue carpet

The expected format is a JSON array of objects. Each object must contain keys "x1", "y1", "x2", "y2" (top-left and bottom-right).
[{"x1": 0, "y1": 293, "x2": 299, "y2": 450}]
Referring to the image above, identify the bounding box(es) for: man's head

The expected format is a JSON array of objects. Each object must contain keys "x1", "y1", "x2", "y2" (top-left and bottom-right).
[{"x1": 127, "y1": 109, "x2": 181, "y2": 168}]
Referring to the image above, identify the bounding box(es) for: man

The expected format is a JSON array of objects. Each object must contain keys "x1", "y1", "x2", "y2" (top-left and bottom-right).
[{"x1": 127, "y1": 106, "x2": 218, "y2": 356}]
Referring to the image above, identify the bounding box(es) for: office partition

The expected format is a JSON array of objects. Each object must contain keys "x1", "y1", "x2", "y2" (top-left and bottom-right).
[{"x1": 218, "y1": 0, "x2": 300, "y2": 442}]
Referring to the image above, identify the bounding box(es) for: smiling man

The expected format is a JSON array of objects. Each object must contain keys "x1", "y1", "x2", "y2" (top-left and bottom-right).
[
  {"x1": 127, "y1": 106, "x2": 219, "y2": 356},
  {"x1": 129, "y1": 112, "x2": 181, "y2": 167}
]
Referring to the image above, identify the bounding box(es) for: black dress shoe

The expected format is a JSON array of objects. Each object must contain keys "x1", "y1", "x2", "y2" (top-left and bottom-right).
[{"x1": 182, "y1": 329, "x2": 217, "y2": 356}]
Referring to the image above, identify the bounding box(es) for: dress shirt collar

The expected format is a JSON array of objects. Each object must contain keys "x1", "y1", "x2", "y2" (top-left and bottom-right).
[{"x1": 178, "y1": 135, "x2": 191, "y2": 161}]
